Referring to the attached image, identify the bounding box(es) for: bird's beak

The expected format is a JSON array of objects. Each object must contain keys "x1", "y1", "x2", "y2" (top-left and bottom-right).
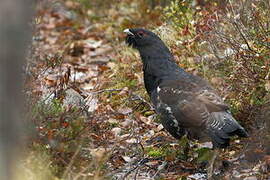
[{"x1": 123, "y1": 29, "x2": 134, "y2": 36}]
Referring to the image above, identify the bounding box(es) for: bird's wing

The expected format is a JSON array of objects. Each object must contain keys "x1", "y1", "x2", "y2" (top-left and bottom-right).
[
  {"x1": 195, "y1": 89, "x2": 229, "y2": 112},
  {"x1": 152, "y1": 80, "x2": 229, "y2": 128}
]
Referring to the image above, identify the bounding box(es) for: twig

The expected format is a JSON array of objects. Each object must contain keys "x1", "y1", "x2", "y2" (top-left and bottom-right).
[
  {"x1": 39, "y1": 90, "x2": 55, "y2": 104},
  {"x1": 228, "y1": 0, "x2": 254, "y2": 52},
  {"x1": 152, "y1": 161, "x2": 167, "y2": 179},
  {"x1": 62, "y1": 144, "x2": 82, "y2": 178},
  {"x1": 122, "y1": 158, "x2": 149, "y2": 180},
  {"x1": 134, "y1": 167, "x2": 140, "y2": 180},
  {"x1": 232, "y1": 21, "x2": 253, "y2": 52},
  {"x1": 92, "y1": 88, "x2": 123, "y2": 94}
]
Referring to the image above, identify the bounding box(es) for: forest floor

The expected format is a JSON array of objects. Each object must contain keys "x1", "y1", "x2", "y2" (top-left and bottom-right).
[{"x1": 24, "y1": 0, "x2": 270, "y2": 179}]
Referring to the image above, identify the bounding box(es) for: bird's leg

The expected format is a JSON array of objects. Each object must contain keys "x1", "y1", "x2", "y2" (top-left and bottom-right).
[{"x1": 207, "y1": 149, "x2": 219, "y2": 179}]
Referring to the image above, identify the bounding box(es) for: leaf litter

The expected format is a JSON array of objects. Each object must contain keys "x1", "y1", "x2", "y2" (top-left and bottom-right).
[{"x1": 25, "y1": 0, "x2": 270, "y2": 179}]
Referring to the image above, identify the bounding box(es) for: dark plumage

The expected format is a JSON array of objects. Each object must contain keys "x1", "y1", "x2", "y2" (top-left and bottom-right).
[{"x1": 124, "y1": 28, "x2": 248, "y2": 148}]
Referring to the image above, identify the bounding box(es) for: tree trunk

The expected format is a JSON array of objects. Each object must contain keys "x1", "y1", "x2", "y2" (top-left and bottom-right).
[{"x1": 0, "y1": 1, "x2": 33, "y2": 179}]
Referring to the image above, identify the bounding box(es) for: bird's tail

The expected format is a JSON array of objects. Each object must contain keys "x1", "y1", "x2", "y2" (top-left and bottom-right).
[{"x1": 207, "y1": 111, "x2": 248, "y2": 148}]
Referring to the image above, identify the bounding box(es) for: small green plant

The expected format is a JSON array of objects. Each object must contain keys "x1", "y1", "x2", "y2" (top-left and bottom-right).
[
  {"x1": 163, "y1": 0, "x2": 195, "y2": 29},
  {"x1": 146, "y1": 147, "x2": 166, "y2": 158}
]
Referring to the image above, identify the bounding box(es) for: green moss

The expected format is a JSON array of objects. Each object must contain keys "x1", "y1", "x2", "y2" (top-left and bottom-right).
[
  {"x1": 145, "y1": 139, "x2": 191, "y2": 160},
  {"x1": 146, "y1": 147, "x2": 165, "y2": 158}
]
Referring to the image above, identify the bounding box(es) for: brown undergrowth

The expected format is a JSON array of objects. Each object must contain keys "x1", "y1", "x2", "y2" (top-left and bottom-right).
[{"x1": 22, "y1": 0, "x2": 270, "y2": 179}]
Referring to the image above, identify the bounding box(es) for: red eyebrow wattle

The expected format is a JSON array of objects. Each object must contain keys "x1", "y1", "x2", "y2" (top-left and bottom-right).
[{"x1": 138, "y1": 30, "x2": 146, "y2": 35}]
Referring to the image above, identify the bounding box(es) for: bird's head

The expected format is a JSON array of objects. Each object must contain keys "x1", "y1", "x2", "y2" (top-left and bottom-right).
[
  {"x1": 123, "y1": 28, "x2": 163, "y2": 49},
  {"x1": 124, "y1": 28, "x2": 173, "y2": 61}
]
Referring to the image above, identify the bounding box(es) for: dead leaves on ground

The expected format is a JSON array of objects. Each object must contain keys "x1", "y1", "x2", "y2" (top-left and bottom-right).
[{"x1": 26, "y1": 0, "x2": 270, "y2": 179}]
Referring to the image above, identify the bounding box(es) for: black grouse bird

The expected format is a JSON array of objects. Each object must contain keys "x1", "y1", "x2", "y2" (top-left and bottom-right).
[{"x1": 123, "y1": 28, "x2": 248, "y2": 149}]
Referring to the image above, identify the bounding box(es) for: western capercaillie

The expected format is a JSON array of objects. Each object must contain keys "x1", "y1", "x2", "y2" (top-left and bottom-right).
[
  {"x1": 124, "y1": 28, "x2": 248, "y2": 177},
  {"x1": 124, "y1": 28, "x2": 248, "y2": 147}
]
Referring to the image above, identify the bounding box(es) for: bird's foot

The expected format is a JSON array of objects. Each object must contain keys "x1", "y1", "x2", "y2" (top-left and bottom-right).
[
  {"x1": 207, "y1": 164, "x2": 214, "y2": 179},
  {"x1": 207, "y1": 149, "x2": 219, "y2": 179}
]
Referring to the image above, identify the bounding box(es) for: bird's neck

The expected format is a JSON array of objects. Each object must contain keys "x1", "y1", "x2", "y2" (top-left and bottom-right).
[
  {"x1": 142, "y1": 58, "x2": 176, "y2": 95},
  {"x1": 139, "y1": 48, "x2": 185, "y2": 95},
  {"x1": 137, "y1": 44, "x2": 188, "y2": 95},
  {"x1": 138, "y1": 44, "x2": 172, "y2": 59}
]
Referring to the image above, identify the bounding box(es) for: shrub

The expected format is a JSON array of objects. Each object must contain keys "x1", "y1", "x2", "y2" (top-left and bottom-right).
[
  {"x1": 201, "y1": 0, "x2": 270, "y2": 120},
  {"x1": 163, "y1": 0, "x2": 270, "y2": 124}
]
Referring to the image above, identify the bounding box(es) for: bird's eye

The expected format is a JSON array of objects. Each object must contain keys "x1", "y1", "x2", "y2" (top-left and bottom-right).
[{"x1": 137, "y1": 31, "x2": 145, "y2": 37}]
